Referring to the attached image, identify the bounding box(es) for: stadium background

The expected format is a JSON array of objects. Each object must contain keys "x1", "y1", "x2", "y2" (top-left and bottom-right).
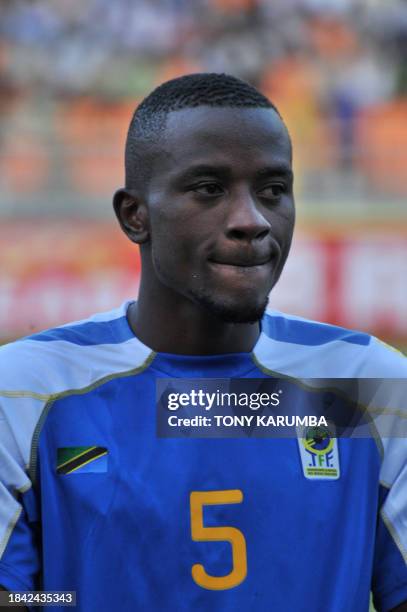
[
  {"x1": 0, "y1": 1, "x2": 405, "y2": 609},
  {"x1": 0, "y1": 0, "x2": 406, "y2": 350}
]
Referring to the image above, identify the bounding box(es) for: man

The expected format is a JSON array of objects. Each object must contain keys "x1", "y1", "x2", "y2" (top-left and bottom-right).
[{"x1": 0, "y1": 73, "x2": 406, "y2": 611}]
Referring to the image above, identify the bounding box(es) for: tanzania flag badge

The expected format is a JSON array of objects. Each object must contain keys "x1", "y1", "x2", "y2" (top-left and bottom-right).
[{"x1": 57, "y1": 446, "x2": 108, "y2": 475}]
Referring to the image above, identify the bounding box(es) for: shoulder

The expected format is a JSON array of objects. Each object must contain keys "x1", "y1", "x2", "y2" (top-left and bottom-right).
[
  {"x1": 254, "y1": 310, "x2": 406, "y2": 378},
  {"x1": 0, "y1": 302, "x2": 153, "y2": 469},
  {"x1": 0, "y1": 301, "x2": 152, "y2": 398}
]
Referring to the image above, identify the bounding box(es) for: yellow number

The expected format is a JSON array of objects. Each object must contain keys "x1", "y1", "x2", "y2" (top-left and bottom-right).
[{"x1": 190, "y1": 489, "x2": 247, "y2": 590}]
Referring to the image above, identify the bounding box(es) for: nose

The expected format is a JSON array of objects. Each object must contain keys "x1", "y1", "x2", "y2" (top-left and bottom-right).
[{"x1": 225, "y1": 190, "x2": 271, "y2": 242}]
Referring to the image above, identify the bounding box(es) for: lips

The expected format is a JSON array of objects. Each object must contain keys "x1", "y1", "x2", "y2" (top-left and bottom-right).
[{"x1": 208, "y1": 254, "x2": 273, "y2": 267}]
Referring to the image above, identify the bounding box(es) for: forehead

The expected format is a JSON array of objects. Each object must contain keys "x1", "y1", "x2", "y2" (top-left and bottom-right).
[{"x1": 157, "y1": 106, "x2": 292, "y2": 176}]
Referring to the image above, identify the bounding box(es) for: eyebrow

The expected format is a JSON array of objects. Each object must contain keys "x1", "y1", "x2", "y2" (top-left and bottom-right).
[
  {"x1": 175, "y1": 163, "x2": 293, "y2": 182},
  {"x1": 255, "y1": 165, "x2": 294, "y2": 181}
]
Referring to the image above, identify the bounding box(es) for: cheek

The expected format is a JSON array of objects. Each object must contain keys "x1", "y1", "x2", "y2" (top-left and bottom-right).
[
  {"x1": 150, "y1": 206, "x2": 210, "y2": 258},
  {"x1": 274, "y1": 206, "x2": 295, "y2": 246},
  {"x1": 149, "y1": 223, "x2": 195, "y2": 282},
  {"x1": 150, "y1": 204, "x2": 188, "y2": 246}
]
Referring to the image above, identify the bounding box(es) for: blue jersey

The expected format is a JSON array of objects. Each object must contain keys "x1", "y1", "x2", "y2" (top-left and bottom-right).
[{"x1": 0, "y1": 301, "x2": 406, "y2": 612}]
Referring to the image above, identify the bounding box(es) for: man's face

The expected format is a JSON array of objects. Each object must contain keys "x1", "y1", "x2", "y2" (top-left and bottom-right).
[{"x1": 143, "y1": 106, "x2": 295, "y2": 323}]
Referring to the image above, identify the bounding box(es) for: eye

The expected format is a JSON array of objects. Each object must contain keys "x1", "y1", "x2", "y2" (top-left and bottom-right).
[
  {"x1": 191, "y1": 182, "x2": 224, "y2": 196},
  {"x1": 258, "y1": 183, "x2": 287, "y2": 200}
]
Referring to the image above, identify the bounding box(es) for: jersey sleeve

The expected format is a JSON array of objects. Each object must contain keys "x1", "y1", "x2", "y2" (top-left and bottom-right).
[
  {"x1": 372, "y1": 446, "x2": 407, "y2": 610},
  {"x1": 371, "y1": 365, "x2": 407, "y2": 610},
  {"x1": 367, "y1": 344, "x2": 407, "y2": 611},
  {"x1": 0, "y1": 396, "x2": 42, "y2": 594}
]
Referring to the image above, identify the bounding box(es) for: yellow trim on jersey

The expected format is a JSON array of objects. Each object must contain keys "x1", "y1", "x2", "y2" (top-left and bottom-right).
[
  {"x1": 379, "y1": 480, "x2": 391, "y2": 490},
  {"x1": 381, "y1": 507, "x2": 407, "y2": 564},
  {"x1": 0, "y1": 507, "x2": 22, "y2": 559},
  {"x1": 0, "y1": 351, "x2": 157, "y2": 403},
  {"x1": 376, "y1": 338, "x2": 406, "y2": 358},
  {"x1": 0, "y1": 390, "x2": 54, "y2": 401}
]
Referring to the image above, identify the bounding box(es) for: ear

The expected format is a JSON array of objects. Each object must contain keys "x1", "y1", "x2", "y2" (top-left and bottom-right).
[{"x1": 113, "y1": 188, "x2": 150, "y2": 244}]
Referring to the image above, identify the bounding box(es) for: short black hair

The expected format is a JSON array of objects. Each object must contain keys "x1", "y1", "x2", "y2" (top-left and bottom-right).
[{"x1": 125, "y1": 72, "x2": 281, "y2": 192}]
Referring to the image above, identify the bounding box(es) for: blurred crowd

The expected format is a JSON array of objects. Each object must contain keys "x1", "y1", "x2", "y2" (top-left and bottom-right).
[
  {"x1": 0, "y1": 0, "x2": 407, "y2": 215},
  {"x1": 1, "y1": 0, "x2": 406, "y2": 97},
  {"x1": 0, "y1": 1, "x2": 406, "y2": 343}
]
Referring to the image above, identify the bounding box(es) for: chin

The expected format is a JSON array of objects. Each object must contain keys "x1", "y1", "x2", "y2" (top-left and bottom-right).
[{"x1": 193, "y1": 291, "x2": 269, "y2": 324}]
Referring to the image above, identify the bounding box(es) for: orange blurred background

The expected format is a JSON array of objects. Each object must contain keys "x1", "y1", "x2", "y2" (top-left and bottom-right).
[{"x1": 0, "y1": 0, "x2": 406, "y2": 346}]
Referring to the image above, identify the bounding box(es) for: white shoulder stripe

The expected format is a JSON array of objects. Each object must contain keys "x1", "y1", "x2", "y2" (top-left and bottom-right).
[
  {"x1": 0, "y1": 337, "x2": 153, "y2": 397},
  {"x1": 254, "y1": 335, "x2": 406, "y2": 378}
]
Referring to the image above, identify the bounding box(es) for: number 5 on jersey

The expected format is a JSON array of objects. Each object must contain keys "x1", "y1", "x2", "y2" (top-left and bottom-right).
[{"x1": 190, "y1": 489, "x2": 247, "y2": 590}]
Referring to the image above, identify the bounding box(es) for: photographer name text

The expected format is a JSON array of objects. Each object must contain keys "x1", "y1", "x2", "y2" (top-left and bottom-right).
[{"x1": 165, "y1": 389, "x2": 327, "y2": 428}]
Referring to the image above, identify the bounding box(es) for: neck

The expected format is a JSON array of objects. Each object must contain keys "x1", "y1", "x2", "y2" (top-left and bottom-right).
[{"x1": 128, "y1": 280, "x2": 261, "y2": 355}]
